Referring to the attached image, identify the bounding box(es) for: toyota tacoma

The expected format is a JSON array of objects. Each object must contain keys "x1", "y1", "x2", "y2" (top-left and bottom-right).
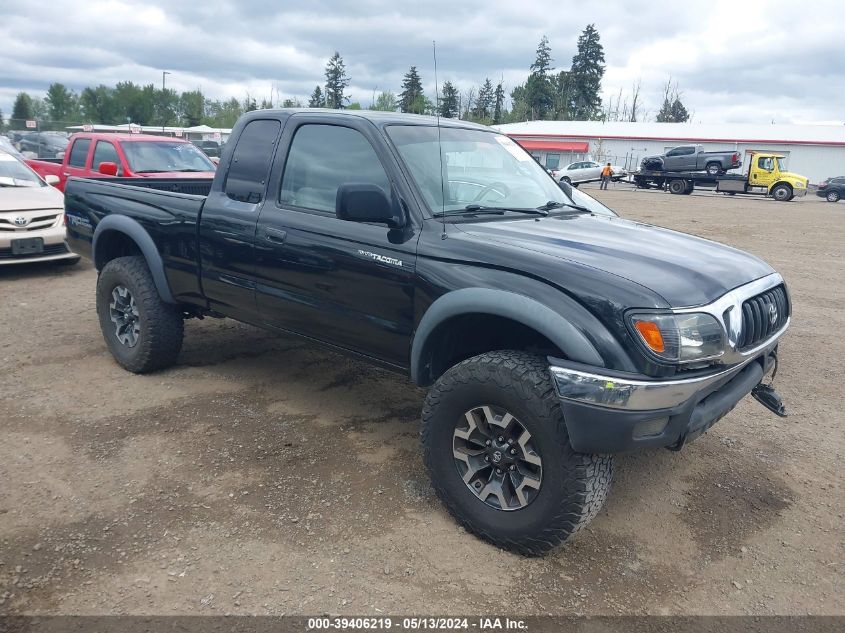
[{"x1": 64, "y1": 109, "x2": 790, "y2": 555}]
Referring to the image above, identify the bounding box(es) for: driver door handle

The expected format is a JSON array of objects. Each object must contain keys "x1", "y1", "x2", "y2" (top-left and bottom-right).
[{"x1": 264, "y1": 227, "x2": 287, "y2": 244}]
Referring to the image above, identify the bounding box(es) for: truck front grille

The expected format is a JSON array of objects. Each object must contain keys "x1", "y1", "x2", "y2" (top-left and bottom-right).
[{"x1": 737, "y1": 284, "x2": 789, "y2": 350}]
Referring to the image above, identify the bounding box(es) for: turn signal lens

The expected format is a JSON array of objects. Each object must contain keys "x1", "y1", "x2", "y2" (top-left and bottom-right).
[
  {"x1": 634, "y1": 320, "x2": 665, "y2": 353},
  {"x1": 629, "y1": 312, "x2": 725, "y2": 364}
]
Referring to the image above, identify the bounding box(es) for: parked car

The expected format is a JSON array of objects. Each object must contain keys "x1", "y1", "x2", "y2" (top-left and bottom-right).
[
  {"x1": 17, "y1": 131, "x2": 70, "y2": 159},
  {"x1": 816, "y1": 176, "x2": 844, "y2": 202},
  {"x1": 27, "y1": 133, "x2": 216, "y2": 192},
  {"x1": 65, "y1": 110, "x2": 790, "y2": 555},
  {"x1": 0, "y1": 135, "x2": 25, "y2": 160},
  {"x1": 191, "y1": 140, "x2": 222, "y2": 158},
  {"x1": 553, "y1": 161, "x2": 626, "y2": 185},
  {"x1": 640, "y1": 145, "x2": 741, "y2": 175},
  {"x1": 0, "y1": 148, "x2": 79, "y2": 265}
]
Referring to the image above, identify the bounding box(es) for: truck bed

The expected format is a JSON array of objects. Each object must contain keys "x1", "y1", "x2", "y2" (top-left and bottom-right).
[{"x1": 64, "y1": 177, "x2": 212, "y2": 304}]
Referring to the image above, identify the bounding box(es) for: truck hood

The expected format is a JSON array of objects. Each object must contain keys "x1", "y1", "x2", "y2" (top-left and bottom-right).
[
  {"x1": 455, "y1": 213, "x2": 774, "y2": 307},
  {"x1": 0, "y1": 185, "x2": 64, "y2": 213}
]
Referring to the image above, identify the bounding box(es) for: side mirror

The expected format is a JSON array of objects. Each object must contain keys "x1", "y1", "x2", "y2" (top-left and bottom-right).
[
  {"x1": 336, "y1": 184, "x2": 403, "y2": 228},
  {"x1": 98, "y1": 161, "x2": 118, "y2": 176},
  {"x1": 44, "y1": 174, "x2": 60, "y2": 186},
  {"x1": 558, "y1": 179, "x2": 574, "y2": 197}
]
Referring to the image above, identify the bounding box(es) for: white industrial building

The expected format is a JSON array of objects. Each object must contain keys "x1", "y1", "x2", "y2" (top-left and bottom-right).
[{"x1": 494, "y1": 121, "x2": 845, "y2": 185}]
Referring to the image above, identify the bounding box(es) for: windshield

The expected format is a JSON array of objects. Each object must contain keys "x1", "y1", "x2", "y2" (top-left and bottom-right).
[
  {"x1": 0, "y1": 150, "x2": 45, "y2": 187},
  {"x1": 122, "y1": 141, "x2": 215, "y2": 173},
  {"x1": 386, "y1": 125, "x2": 615, "y2": 217},
  {"x1": 776, "y1": 157, "x2": 786, "y2": 171}
]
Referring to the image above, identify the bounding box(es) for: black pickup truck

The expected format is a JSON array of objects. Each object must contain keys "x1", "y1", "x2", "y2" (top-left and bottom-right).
[{"x1": 65, "y1": 109, "x2": 790, "y2": 555}]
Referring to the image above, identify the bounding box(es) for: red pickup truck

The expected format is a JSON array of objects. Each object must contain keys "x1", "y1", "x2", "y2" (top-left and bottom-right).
[{"x1": 27, "y1": 133, "x2": 216, "y2": 192}]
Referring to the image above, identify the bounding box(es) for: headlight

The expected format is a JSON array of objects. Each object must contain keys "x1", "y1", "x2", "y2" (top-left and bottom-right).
[
  {"x1": 628, "y1": 312, "x2": 724, "y2": 363},
  {"x1": 794, "y1": 181, "x2": 806, "y2": 188}
]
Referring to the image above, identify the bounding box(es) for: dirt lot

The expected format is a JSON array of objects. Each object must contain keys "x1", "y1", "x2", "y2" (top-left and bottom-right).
[{"x1": 1, "y1": 187, "x2": 843, "y2": 616}]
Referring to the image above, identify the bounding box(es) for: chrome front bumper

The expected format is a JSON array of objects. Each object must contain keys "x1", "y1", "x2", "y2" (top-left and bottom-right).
[{"x1": 550, "y1": 355, "x2": 768, "y2": 411}]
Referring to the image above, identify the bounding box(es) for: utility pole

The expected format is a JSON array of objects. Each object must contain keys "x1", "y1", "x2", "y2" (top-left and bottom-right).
[{"x1": 162, "y1": 70, "x2": 171, "y2": 132}]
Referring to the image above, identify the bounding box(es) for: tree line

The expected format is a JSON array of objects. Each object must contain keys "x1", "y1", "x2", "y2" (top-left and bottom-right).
[{"x1": 1, "y1": 24, "x2": 691, "y2": 131}]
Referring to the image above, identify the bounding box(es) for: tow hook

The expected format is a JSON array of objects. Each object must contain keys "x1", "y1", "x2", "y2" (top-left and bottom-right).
[
  {"x1": 752, "y1": 383, "x2": 787, "y2": 417},
  {"x1": 752, "y1": 352, "x2": 787, "y2": 417}
]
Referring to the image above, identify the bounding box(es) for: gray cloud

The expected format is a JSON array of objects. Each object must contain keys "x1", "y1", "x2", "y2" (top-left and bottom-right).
[{"x1": 0, "y1": 0, "x2": 842, "y2": 124}]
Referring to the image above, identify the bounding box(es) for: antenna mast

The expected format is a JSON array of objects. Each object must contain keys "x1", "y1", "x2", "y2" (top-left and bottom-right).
[{"x1": 433, "y1": 41, "x2": 447, "y2": 239}]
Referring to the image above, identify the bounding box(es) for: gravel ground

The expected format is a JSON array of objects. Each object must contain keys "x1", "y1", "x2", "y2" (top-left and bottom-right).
[{"x1": 0, "y1": 185, "x2": 842, "y2": 616}]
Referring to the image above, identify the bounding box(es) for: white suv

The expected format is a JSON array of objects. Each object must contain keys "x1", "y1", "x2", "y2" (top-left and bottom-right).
[{"x1": 0, "y1": 149, "x2": 79, "y2": 265}]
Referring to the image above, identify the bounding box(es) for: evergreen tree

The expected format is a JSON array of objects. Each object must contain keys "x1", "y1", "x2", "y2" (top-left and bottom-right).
[
  {"x1": 308, "y1": 85, "x2": 325, "y2": 108},
  {"x1": 656, "y1": 79, "x2": 690, "y2": 122},
  {"x1": 438, "y1": 81, "x2": 459, "y2": 118},
  {"x1": 670, "y1": 97, "x2": 689, "y2": 122},
  {"x1": 474, "y1": 78, "x2": 494, "y2": 120},
  {"x1": 45, "y1": 83, "x2": 78, "y2": 122},
  {"x1": 324, "y1": 51, "x2": 350, "y2": 109},
  {"x1": 0, "y1": 108, "x2": 4, "y2": 130},
  {"x1": 569, "y1": 24, "x2": 605, "y2": 120},
  {"x1": 492, "y1": 81, "x2": 505, "y2": 124},
  {"x1": 523, "y1": 35, "x2": 554, "y2": 120},
  {"x1": 11, "y1": 92, "x2": 34, "y2": 128},
  {"x1": 399, "y1": 66, "x2": 424, "y2": 113},
  {"x1": 281, "y1": 98, "x2": 303, "y2": 108},
  {"x1": 655, "y1": 97, "x2": 673, "y2": 122}
]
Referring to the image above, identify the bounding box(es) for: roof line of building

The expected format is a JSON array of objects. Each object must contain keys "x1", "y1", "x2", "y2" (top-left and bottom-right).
[{"x1": 505, "y1": 132, "x2": 845, "y2": 147}]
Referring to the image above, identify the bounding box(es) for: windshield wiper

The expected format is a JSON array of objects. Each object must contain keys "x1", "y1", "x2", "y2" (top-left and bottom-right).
[
  {"x1": 538, "y1": 200, "x2": 592, "y2": 213},
  {"x1": 434, "y1": 204, "x2": 549, "y2": 217}
]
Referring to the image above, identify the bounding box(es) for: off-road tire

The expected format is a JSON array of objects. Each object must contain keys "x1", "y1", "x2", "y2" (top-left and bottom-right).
[
  {"x1": 96, "y1": 255, "x2": 184, "y2": 373},
  {"x1": 421, "y1": 351, "x2": 613, "y2": 556},
  {"x1": 826, "y1": 191, "x2": 840, "y2": 203},
  {"x1": 771, "y1": 183, "x2": 793, "y2": 202}
]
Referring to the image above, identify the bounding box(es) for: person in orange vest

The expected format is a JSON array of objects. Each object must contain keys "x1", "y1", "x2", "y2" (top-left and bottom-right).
[{"x1": 600, "y1": 162, "x2": 613, "y2": 189}]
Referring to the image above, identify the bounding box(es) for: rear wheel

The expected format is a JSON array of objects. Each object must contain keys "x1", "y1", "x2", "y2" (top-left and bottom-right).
[
  {"x1": 96, "y1": 256, "x2": 184, "y2": 373},
  {"x1": 826, "y1": 191, "x2": 841, "y2": 203},
  {"x1": 668, "y1": 179, "x2": 688, "y2": 195},
  {"x1": 421, "y1": 351, "x2": 613, "y2": 555},
  {"x1": 705, "y1": 162, "x2": 722, "y2": 176},
  {"x1": 771, "y1": 184, "x2": 793, "y2": 202}
]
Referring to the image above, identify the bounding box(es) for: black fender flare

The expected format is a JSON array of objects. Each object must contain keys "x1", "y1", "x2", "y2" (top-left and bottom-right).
[
  {"x1": 410, "y1": 288, "x2": 604, "y2": 386},
  {"x1": 92, "y1": 215, "x2": 176, "y2": 304}
]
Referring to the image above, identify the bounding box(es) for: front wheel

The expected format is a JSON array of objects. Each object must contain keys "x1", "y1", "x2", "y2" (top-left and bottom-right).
[
  {"x1": 560, "y1": 176, "x2": 571, "y2": 185},
  {"x1": 826, "y1": 191, "x2": 841, "y2": 203},
  {"x1": 96, "y1": 256, "x2": 184, "y2": 373},
  {"x1": 771, "y1": 184, "x2": 793, "y2": 201},
  {"x1": 421, "y1": 351, "x2": 613, "y2": 556}
]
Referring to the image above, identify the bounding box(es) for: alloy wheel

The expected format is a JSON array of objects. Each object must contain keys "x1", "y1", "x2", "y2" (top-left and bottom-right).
[
  {"x1": 109, "y1": 285, "x2": 140, "y2": 347},
  {"x1": 452, "y1": 405, "x2": 543, "y2": 511}
]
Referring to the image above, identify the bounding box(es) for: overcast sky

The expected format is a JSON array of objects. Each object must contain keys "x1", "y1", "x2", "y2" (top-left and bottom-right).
[{"x1": 1, "y1": 0, "x2": 842, "y2": 125}]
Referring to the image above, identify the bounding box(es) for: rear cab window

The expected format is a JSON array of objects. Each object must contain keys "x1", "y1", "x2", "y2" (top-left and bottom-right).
[
  {"x1": 224, "y1": 120, "x2": 282, "y2": 203},
  {"x1": 68, "y1": 138, "x2": 92, "y2": 168}
]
